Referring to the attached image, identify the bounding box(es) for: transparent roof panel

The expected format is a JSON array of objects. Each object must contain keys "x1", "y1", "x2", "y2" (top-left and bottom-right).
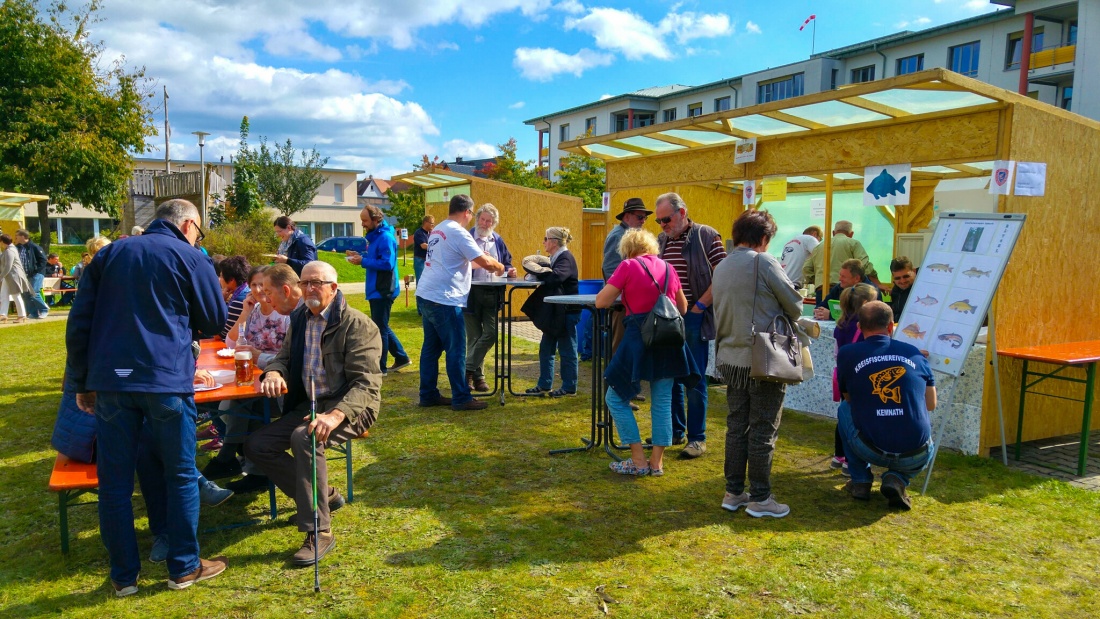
[
  {"x1": 656, "y1": 129, "x2": 738, "y2": 145},
  {"x1": 787, "y1": 176, "x2": 822, "y2": 183},
  {"x1": 859, "y1": 87, "x2": 996, "y2": 115},
  {"x1": 616, "y1": 135, "x2": 687, "y2": 152},
  {"x1": 587, "y1": 143, "x2": 641, "y2": 158},
  {"x1": 726, "y1": 115, "x2": 807, "y2": 136},
  {"x1": 835, "y1": 172, "x2": 863, "y2": 180},
  {"x1": 913, "y1": 166, "x2": 958, "y2": 173},
  {"x1": 967, "y1": 161, "x2": 995, "y2": 170},
  {"x1": 782, "y1": 100, "x2": 890, "y2": 127}
]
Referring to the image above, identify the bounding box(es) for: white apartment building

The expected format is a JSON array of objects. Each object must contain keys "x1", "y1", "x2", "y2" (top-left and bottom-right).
[
  {"x1": 22, "y1": 157, "x2": 363, "y2": 245},
  {"x1": 526, "y1": 1, "x2": 1096, "y2": 173}
]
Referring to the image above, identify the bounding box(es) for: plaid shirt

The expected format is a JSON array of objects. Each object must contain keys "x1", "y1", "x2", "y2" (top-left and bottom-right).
[{"x1": 303, "y1": 305, "x2": 331, "y2": 399}]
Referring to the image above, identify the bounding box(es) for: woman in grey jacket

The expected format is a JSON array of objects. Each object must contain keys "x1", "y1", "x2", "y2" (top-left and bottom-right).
[
  {"x1": 0, "y1": 234, "x2": 31, "y2": 323},
  {"x1": 712, "y1": 210, "x2": 803, "y2": 519}
]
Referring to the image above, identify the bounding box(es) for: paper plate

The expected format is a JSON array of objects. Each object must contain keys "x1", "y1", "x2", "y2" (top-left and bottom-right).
[
  {"x1": 216, "y1": 348, "x2": 235, "y2": 358},
  {"x1": 193, "y1": 383, "x2": 223, "y2": 392}
]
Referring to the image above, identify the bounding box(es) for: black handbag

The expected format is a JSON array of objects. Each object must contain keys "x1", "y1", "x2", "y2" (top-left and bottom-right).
[
  {"x1": 623, "y1": 259, "x2": 685, "y2": 349},
  {"x1": 748, "y1": 253, "x2": 804, "y2": 384}
]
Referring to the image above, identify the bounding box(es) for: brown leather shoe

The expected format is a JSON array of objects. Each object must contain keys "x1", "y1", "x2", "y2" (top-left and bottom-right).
[
  {"x1": 292, "y1": 530, "x2": 336, "y2": 566},
  {"x1": 466, "y1": 371, "x2": 475, "y2": 389},
  {"x1": 472, "y1": 376, "x2": 490, "y2": 392},
  {"x1": 880, "y1": 475, "x2": 912, "y2": 510},
  {"x1": 844, "y1": 480, "x2": 872, "y2": 501},
  {"x1": 453, "y1": 399, "x2": 489, "y2": 411},
  {"x1": 167, "y1": 556, "x2": 228, "y2": 590},
  {"x1": 417, "y1": 395, "x2": 453, "y2": 407}
]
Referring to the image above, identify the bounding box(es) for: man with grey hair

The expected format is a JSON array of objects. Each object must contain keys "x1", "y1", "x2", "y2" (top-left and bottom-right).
[
  {"x1": 66, "y1": 198, "x2": 228, "y2": 594},
  {"x1": 465, "y1": 203, "x2": 516, "y2": 392},
  {"x1": 803, "y1": 220, "x2": 882, "y2": 301},
  {"x1": 247, "y1": 260, "x2": 383, "y2": 566},
  {"x1": 654, "y1": 192, "x2": 726, "y2": 459}
]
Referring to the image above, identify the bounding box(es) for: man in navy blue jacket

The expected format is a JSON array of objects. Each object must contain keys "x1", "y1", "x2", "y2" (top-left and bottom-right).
[
  {"x1": 66, "y1": 199, "x2": 229, "y2": 595},
  {"x1": 347, "y1": 205, "x2": 410, "y2": 374}
]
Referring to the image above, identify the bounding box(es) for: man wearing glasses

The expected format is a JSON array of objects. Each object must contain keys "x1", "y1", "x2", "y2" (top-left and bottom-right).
[
  {"x1": 246, "y1": 260, "x2": 382, "y2": 566},
  {"x1": 66, "y1": 199, "x2": 228, "y2": 595},
  {"x1": 654, "y1": 192, "x2": 727, "y2": 459}
]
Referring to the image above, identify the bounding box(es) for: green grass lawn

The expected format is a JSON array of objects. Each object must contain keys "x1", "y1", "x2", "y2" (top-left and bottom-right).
[{"x1": 2, "y1": 298, "x2": 1098, "y2": 618}]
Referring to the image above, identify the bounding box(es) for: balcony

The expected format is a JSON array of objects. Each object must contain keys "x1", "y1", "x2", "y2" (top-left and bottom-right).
[
  {"x1": 1030, "y1": 44, "x2": 1075, "y2": 69},
  {"x1": 1028, "y1": 44, "x2": 1075, "y2": 86}
]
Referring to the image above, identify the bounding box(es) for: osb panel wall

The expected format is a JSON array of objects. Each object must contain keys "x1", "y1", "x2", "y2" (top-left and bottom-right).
[
  {"x1": 979, "y1": 103, "x2": 1100, "y2": 453},
  {"x1": 606, "y1": 149, "x2": 745, "y2": 188},
  {"x1": 581, "y1": 211, "x2": 610, "y2": 280}
]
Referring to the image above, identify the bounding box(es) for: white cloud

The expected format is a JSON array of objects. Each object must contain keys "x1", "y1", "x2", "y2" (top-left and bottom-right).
[
  {"x1": 745, "y1": 21, "x2": 761, "y2": 35},
  {"x1": 442, "y1": 139, "x2": 498, "y2": 160},
  {"x1": 599, "y1": 93, "x2": 613, "y2": 100},
  {"x1": 555, "y1": 0, "x2": 585, "y2": 14},
  {"x1": 895, "y1": 17, "x2": 932, "y2": 29},
  {"x1": 513, "y1": 47, "x2": 614, "y2": 81},
  {"x1": 658, "y1": 11, "x2": 732, "y2": 44},
  {"x1": 508, "y1": 101, "x2": 526, "y2": 109},
  {"x1": 564, "y1": 7, "x2": 732, "y2": 62}
]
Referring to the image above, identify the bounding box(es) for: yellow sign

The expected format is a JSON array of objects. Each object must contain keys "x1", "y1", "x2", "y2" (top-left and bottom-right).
[{"x1": 761, "y1": 175, "x2": 787, "y2": 202}]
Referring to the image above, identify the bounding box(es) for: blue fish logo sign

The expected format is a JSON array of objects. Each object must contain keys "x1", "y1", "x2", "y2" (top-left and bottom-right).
[{"x1": 866, "y1": 169, "x2": 907, "y2": 199}]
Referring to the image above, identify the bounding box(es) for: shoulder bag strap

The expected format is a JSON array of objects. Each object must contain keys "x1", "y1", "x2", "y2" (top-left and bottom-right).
[{"x1": 637, "y1": 258, "x2": 668, "y2": 294}]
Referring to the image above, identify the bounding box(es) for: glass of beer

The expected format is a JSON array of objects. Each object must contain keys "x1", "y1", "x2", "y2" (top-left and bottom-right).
[{"x1": 234, "y1": 350, "x2": 254, "y2": 386}]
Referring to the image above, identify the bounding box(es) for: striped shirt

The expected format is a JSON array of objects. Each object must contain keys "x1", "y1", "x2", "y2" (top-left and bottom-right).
[
  {"x1": 662, "y1": 223, "x2": 727, "y2": 304},
  {"x1": 220, "y1": 284, "x2": 251, "y2": 339},
  {"x1": 303, "y1": 305, "x2": 331, "y2": 399}
]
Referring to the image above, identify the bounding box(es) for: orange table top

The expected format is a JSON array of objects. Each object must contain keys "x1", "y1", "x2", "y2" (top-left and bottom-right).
[
  {"x1": 997, "y1": 340, "x2": 1100, "y2": 365},
  {"x1": 194, "y1": 340, "x2": 266, "y2": 404}
]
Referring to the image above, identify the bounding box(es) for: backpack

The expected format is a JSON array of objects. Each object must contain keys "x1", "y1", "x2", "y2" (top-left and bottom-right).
[{"x1": 623, "y1": 259, "x2": 685, "y2": 350}]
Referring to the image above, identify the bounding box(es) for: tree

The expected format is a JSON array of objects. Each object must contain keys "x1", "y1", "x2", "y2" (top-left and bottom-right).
[
  {"x1": 254, "y1": 136, "x2": 329, "y2": 217},
  {"x1": 222, "y1": 116, "x2": 262, "y2": 220},
  {"x1": 385, "y1": 185, "x2": 426, "y2": 233},
  {"x1": 0, "y1": 0, "x2": 155, "y2": 251},
  {"x1": 476, "y1": 138, "x2": 548, "y2": 190},
  {"x1": 552, "y1": 151, "x2": 606, "y2": 210}
]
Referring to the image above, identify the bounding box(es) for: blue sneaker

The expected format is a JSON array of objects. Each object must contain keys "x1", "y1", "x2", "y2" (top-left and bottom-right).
[
  {"x1": 149, "y1": 534, "x2": 169, "y2": 563},
  {"x1": 199, "y1": 480, "x2": 234, "y2": 507}
]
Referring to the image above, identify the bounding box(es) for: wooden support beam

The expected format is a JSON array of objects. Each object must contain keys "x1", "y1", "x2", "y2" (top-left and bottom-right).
[
  {"x1": 647, "y1": 133, "x2": 706, "y2": 148},
  {"x1": 760, "y1": 111, "x2": 827, "y2": 130},
  {"x1": 605, "y1": 140, "x2": 660, "y2": 156}
]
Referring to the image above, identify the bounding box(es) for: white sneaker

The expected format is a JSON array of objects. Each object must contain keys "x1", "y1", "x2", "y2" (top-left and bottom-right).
[
  {"x1": 721, "y1": 492, "x2": 750, "y2": 512},
  {"x1": 745, "y1": 495, "x2": 790, "y2": 518},
  {"x1": 681, "y1": 440, "x2": 706, "y2": 459}
]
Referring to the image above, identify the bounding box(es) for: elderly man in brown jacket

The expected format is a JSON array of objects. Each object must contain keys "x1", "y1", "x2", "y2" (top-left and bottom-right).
[{"x1": 245, "y1": 260, "x2": 382, "y2": 566}]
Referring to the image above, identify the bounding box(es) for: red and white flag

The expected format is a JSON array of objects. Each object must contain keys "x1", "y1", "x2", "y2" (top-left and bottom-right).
[{"x1": 799, "y1": 14, "x2": 816, "y2": 31}]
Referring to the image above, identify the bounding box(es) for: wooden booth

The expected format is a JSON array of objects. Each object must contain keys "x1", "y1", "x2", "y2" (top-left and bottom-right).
[
  {"x1": 559, "y1": 68, "x2": 1100, "y2": 456},
  {"x1": 0, "y1": 192, "x2": 48, "y2": 238},
  {"x1": 390, "y1": 169, "x2": 585, "y2": 308}
]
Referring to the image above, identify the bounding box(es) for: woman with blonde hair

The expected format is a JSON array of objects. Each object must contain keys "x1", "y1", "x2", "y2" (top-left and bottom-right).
[
  {"x1": 523, "y1": 226, "x2": 579, "y2": 397},
  {"x1": 86, "y1": 235, "x2": 111, "y2": 256},
  {"x1": 596, "y1": 228, "x2": 694, "y2": 476}
]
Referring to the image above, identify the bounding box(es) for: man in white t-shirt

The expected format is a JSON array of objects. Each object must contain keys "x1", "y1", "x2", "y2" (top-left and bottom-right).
[
  {"x1": 416, "y1": 194, "x2": 506, "y2": 411},
  {"x1": 780, "y1": 226, "x2": 822, "y2": 288}
]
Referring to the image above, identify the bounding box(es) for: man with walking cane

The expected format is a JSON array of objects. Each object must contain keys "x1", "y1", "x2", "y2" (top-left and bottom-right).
[{"x1": 245, "y1": 261, "x2": 383, "y2": 566}]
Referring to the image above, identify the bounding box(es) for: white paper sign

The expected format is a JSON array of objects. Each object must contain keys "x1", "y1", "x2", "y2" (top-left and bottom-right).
[
  {"x1": 734, "y1": 138, "x2": 757, "y2": 164},
  {"x1": 400, "y1": 228, "x2": 408, "y2": 240},
  {"x1": 988, "y1": 160, "x2": 1015, "y2": 195},
  {"x1": 863, "y1": 163, "x2": 911, "y2": 206},
  {"x1": 601, "y1": 192, "x2": 611, "y2": 211},
  {"x1": 810, "y1": 198, "x2": 825, "y2": 218},
  {"x1": 1013, "y1": 162, "x2": 1047, "y2": 196},
  {"x1": 742, "y1": 181, "x2": 756, "y2": 205}
]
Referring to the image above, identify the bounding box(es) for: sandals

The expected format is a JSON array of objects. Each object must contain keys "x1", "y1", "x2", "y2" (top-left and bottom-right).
[
  {"x1": 524, "y1": 386, "x2": 549, "y2": 396},
  {"x1": 609, "y1": 460, "x2": 651, "y2": 476}
]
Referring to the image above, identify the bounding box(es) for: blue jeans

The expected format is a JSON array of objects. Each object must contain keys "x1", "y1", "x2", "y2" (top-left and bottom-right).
[
  {"x1": 369, "y1": 296, "x2": 408, "y2": 371},
  {"x1": 96, "y1": 391, "x2": 200, "y2": 584},
  {"x1": 671, "y1": 311, "x2": 708, "y2": 442},
  {"x1": 538, "y1": 313, "x2": 580, "y2": 392},
  {"x1": 419, "y1": 298, "x2": 472, "y2": 406},
  {"x1": 608, "y1": 378, "x2": 673, "y2": 445},
  {"x1": 24, "y1": 273, "x2": 49, "y2": 318},
  {"x1": 413, "y1": 257, "x2": 425, "y2": 315},
  {"x1": 837, "y1": 400, "x2": 932, "y2": 485}
]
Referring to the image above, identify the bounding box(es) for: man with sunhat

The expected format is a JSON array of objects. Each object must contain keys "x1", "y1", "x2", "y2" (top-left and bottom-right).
[{"x1": 602, "y1": 197, "x2": 653, "y2": 356}]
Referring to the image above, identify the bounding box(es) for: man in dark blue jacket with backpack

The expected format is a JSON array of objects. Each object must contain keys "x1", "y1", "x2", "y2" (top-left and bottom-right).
[{"x1": 66, "y1": 199, "x2": 228, "y2": 596}]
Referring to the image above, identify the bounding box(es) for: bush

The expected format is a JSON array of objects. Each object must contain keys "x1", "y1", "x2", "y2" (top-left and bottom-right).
[{"x1": 203, "y1": 208, "x2": 278, "y2": 265}]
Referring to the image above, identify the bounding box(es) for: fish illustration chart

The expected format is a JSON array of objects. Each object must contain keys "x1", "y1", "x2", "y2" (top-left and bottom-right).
[{"x1": 892, "y1": 212, "x2": 1025, "y2": 376}]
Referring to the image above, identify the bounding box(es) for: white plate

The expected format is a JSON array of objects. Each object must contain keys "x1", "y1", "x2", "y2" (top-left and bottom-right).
[
  {"x1": 208, "y1": 370, "x2": 235, "y2": 384},
  {"x1": 216, "y1": 348, "x2": 235, "y2": 358},
  {"x1": 193, "y1": 383, "x2": 223, "y2": 392}
]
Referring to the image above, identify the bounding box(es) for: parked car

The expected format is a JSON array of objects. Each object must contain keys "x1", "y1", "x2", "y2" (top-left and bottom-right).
[{"x1": 317, "y1": 236, "x2": 367, "y2": 253}]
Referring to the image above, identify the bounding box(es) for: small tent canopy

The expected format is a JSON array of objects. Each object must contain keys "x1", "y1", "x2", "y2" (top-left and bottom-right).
[
  {"x1": 0, "y1": 192, "x2": 49, "y2": 237},
  {"x1": 560, "y1": 68, "x2": 1100, "y2": 454}
]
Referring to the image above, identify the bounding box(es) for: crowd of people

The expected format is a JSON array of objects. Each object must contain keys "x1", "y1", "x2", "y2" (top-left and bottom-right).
[{"x1": 53, "y1": 192, "x2": 937, "y2": 596}]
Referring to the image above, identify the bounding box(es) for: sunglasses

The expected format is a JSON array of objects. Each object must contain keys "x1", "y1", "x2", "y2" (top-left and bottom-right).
[{"x1": 655, "y1": 214, "x2": 675, "y2": 225}]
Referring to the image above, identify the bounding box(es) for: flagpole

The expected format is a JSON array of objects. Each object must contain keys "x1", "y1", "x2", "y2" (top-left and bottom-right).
[{"x1": 163, "y1": 86, "x2": 170, "y2": 173}]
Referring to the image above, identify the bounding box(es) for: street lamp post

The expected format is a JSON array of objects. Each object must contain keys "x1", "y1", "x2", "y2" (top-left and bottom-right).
[{"x1": 192, "y1": 131, "x2": 210, "y2": 225}]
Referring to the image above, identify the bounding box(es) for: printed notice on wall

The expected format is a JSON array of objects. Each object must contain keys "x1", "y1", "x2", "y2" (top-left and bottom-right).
[
  {"x1": 894, "y1": 212, "x2": 1026, "y2": 376},
  {"x1": 742, "y1": 180, "x2": 757, "y2": 206},
  {"x1": 761, "y1": 176, "x2": 787, "y2": 203},
  {"x1": 810, "y1": 198, "x2": 825, "y2": 219},
  {"x1": 1013, "y1": 162, "x2": 1047, "y2": 196},
  {"x1": 601, "y1": 192, "x2": 610, "y2": 212},
  {"x1": 734, "y1": 138, "x2": 757, "y2": 164}
]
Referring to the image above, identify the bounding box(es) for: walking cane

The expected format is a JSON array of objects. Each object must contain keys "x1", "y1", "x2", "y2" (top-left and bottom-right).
[{"x1": 309, "y1": 375, "x2": 320, "y2": 592}]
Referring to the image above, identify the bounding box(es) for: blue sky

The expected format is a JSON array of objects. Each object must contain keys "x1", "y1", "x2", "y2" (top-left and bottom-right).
[{"x1": 89, "y1": 0, "x2": 1001, "y2": 180}]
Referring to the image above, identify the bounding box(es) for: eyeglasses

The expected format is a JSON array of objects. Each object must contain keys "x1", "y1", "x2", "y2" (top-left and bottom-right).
[
  {"x1": 543, "y1": 237, "x2": 554, "y2": 242},
  {"x1": 655, "y1": 215, "x2": 675, "y2": 225},
  {"x1": 187, "y1": 219, "x2": 206, "y2": 244},
  {"x1": 298, "y1": 280, "x2": 335, "y2": 290}
]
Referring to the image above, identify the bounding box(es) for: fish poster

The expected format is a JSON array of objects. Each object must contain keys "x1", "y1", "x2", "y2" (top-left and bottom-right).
[
  {"x1": 894, "y1": 212, "x2": 1025, "y2": 376},
  {"x1": 761, "y1": 175, "x2": 787, "y2": 203},
  {"x1": 734, "y1": 138, "x2": 757, "y2": 164},
  {"x1": 863, "y1": 163, "x2": 911, "y2": 206},
  {"x1": 988, "y1": 160, "x2": 1015, "y2": 195}
]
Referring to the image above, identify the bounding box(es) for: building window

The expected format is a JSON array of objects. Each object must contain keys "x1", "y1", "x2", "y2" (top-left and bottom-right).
[
  {"x1": 949, "y1": 41, "x2": 981, "y2": 77},
  {"x1": 584, "y1": 117, "x2": 596, "y2": 136},
  {"x1": 614, "y1": 114, "x2": 629, "y2": 132},
  {"x1": 830, "y1": 68, "x2": 838, "y2": 90},
  {"x1": 334, "y1": 183, "x2": 344, "y2": 203},
  {"x1": 634, "y1": 113, "x2": 655, "y2": 128},
  {"x1": 559, "y1": 123, "x2": 570, "y2": 142},
  {"x1": 1006, "y1": 28, "x2": 1044, "y2": 69},
  {"x1": 757, "y1": 73, "x2": 804, "y2": 103},
  {"x1": 714, "y1": 96, "x2": 731, "y2": 112},
  {"x1": 850, "y1": 65, "x2": 875, "y2": 84},
  {"x1": 662, "y1": 108, "x2": 677, "y2": 122},
  {"x1": 896, "y1": 54, "x2": 924, "y2": 75},
  {"x1": 687, "y1": 103, "x2": 702, "y2": 117},
  {"x1": 1062, "y1": 85, "x2": 1072, "y2": 110},
  {"x1": 1068, "y1": 20, "x2": 1077, "y2": 45}
]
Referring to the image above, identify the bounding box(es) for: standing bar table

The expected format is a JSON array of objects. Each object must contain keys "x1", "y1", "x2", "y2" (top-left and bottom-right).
[
  {"x1": 470, "y1": 278, "x2": 540, "y2": 405},
  {"x1": 998, "y1": 340, "x2": 1100, "y2": 476}
]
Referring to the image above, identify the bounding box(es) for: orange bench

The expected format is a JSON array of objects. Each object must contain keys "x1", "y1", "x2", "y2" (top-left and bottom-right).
[{"x1": 47, "y1": 453, "x2": 99, "y2": 554}]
